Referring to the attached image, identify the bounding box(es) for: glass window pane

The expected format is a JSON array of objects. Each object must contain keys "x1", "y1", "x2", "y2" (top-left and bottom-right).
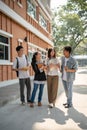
[
  {"x1": 39, "y1": 14, "x2": 47, "y2": 29},
  {"x1": 0, "y1": 35, "x2": 9, "y2": 61},
  {"x1": 27, "y1": 0, "x2": 36, "y2": 19},
  {"x1": 0, "y1": 35, "x2": 8, "y2": 44},
  {"x1": 0, "y1": 44, "x2": 4, "y2": 59},
  {"x1": 5, "y1": 46, "x2": 8, "y2": 60},
  {"x1": 28, "y1": 52, "x2": 33, "y2": 62}
]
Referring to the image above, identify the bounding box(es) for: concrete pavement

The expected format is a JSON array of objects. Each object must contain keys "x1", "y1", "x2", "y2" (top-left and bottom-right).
[
  {"x1": 0, "y1": 79, "x2": 33, "y2": 107},
  {"x1": 0, "y1": 68, "x2": 87, "y2": 130},
  {"x1": 0, "y1": 83, "x2": 19, "y2": 107}
]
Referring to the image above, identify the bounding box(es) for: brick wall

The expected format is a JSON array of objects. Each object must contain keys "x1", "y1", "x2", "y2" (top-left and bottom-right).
[
  {"x1": 0, "y1": 1, "x2": 52, "y2": 82},
  {"x1": 0, "y1": 65, "x2": 12, "y2": 81},
  {"x1": 2, "y1": 0, "x2": 52, "y2": 39},
  {"x1": 2, "y1": 0, "x2": 26, "y2": 19}
]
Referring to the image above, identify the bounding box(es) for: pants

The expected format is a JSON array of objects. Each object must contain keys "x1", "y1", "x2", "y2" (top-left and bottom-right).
[
  {"x1": 62, "y1": 80, "x2": 73, "y2": 106},
  {"x1": 47, "y1": 75, "x2": 59, "y2": 103},
  {"x1": 30, "y1": 83, "x2": 44, "y2": 103},
  {"x1": 19, "y1": 78, "x2": 31, "y2": 103}
]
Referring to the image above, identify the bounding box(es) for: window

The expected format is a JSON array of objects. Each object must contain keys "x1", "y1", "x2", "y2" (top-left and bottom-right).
[
  {"x1": 28, "y1": 44, "x2": 47, "y2": 62},
  {"x1": 28, "y1": 45, "x2": 36, "y2": 62},
  {"x1": 28, "y1": 51, "x2": 33, "y2": 62},
  {"x1": 42, "y1": 51, "x2": 47, "y2": 60},
  {"x1": 0, "y1": 35, "x2": 10, "y2": 61},
  {"x1": 39, "y1": 14, "x2": 47, "y2": 30},
  {"x1": 27, "y1": 0, "x2": 36, "y2": 19}
]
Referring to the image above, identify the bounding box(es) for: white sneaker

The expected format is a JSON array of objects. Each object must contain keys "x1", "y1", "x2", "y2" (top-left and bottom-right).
[
  {"x1": 21, "y1": 102, "x2": 25, "y2": 105},
  {"x1": 48, "y1": 103, "x2": 53, "y2": 108}
]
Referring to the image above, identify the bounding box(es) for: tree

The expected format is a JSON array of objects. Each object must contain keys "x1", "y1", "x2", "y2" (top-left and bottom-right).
[
  {"x1": 68, "y1": 0, "x2": 87, "y2": 10},
  {"x1": 52, "y1": 0, "x2": 87, "y2": 55},
  {"x1": 67, "y1": 0, "x2": 87, "y2": 54},
  {"x1": 67, "y1": 0, "x2": 87, "y2": 37}
]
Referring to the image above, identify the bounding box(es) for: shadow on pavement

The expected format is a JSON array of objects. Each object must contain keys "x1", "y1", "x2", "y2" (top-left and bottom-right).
[
  {"x1": 21, "y1": 105, "x2": 67, "y2": 130},
  {"x1": 28, "y1": 106, "x2": 67, "y2": 129},
  {"x1": 73, "y1": 85, "x2": 87, "y2": 95},
  {"x1": 77, "y1": 71, "x2": 87, "y2": 74},
  {"x1": 46, "y1": 107, "x2": 67, "y2": 124},
  {"x1": 67, "y1": 107, "x2": 87, "y2": 129}
]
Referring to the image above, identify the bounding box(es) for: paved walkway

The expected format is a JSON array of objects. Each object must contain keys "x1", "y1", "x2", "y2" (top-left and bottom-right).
[
  {"x1": 0, "y1": 83, "x2": 19, "y2": 106},
  {"x1": 0, "y1": 68, "x2": 87, "y2": 130},
  {"x1": 0, "y1": 80, "x2": 33, "y2": 107}
]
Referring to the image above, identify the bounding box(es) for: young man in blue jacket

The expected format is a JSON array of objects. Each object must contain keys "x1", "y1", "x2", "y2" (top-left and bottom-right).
[{"x1": 61, "y1": 46, "x2": 78, "y2": 108}]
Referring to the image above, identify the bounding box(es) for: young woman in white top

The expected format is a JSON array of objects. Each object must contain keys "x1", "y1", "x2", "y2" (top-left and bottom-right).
[{"x1": 47, "y1": 48, "x2": 60, "y2": 108}]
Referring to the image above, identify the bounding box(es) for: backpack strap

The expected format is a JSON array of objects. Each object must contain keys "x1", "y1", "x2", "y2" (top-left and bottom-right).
[
  {"x1": 15, "y1": 55, "x2": 28, "y2": 77},
  {"x1": 16, "y1": 57, "x2": 19, "y2": 77},
  {"x1": 16, "y1": 57, "x2": 19, "y2": 69}
]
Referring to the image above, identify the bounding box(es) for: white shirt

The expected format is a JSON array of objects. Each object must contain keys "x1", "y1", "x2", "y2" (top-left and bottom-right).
[
  {"x1": 13, "y1": 54, "x2": 30, "y2": 79},
  {"x1": 62, "y1": 57, "x2": 69, "y2": 81},
  {"x1": 46, "y1": 58, "x2": 59, "y2": 76}
]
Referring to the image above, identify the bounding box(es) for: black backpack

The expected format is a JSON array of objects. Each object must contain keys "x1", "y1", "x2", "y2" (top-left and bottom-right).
[{"x1": 16, "y1": 55, "x2": 28, "y2": 77}]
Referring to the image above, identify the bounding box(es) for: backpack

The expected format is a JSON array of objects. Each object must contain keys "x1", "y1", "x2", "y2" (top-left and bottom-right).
[{"x1": 16, "y1": 55, "x2": 28, "y2": 77}]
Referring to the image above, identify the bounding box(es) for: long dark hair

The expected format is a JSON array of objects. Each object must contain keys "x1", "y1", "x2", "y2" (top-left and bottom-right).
[
  {"x1": 31, "y1": 52, "x2": 38, "y2": 64},
  {"x1": 48, "y1": 48, "x2": 56, "y2": 59}
]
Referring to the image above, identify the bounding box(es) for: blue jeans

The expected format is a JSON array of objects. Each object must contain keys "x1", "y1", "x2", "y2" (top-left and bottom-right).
[
  {"x1": 30, "y1": 83, "x2": 44, "y2": 103},
  {"x1": 62, "y1": 80, "x2": 73, "y2": 106}
]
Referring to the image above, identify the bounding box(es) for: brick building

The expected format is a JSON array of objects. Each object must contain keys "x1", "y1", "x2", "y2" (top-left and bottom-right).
[{"x1": 0, "y1": 0, "x2": 53, "y2": 87}]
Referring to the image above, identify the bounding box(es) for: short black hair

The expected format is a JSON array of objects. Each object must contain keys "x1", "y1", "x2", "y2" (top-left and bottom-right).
[
  {"x1": 64, "y1": 46, "x2": 72, "y2": 54},
  {"x1": 16, "y1": 45, "x2": 23, "y2": 52}
]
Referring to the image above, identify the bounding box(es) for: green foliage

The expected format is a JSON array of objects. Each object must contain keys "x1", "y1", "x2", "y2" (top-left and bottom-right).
[
  {"x1": 68, "y1": 0, "x2": 87, "y2": 10},
  {"x1": 52, "y1": 1, "x2": 87, "y2": 55}
]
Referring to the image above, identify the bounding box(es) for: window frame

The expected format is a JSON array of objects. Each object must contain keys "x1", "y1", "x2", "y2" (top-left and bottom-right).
[
  {"x1": 39, "y1": 13, "x2": 47, "y2": 30},
  {"x1": 28, "y1": 42, "x2": 47, "y2": 62},
  {"x1": 0, "y1": 34, "x2": 11, "y2": 64},
  {"x1": 27, "y1": 0, "x2": 36, "y2": 20},
  {"x1": 0, "y1": 29, "x2": 13, "y2": 65}
]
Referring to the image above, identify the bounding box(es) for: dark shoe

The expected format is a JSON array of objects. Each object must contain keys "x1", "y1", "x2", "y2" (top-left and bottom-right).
[
  {"x1": 30, "y1": 103, "x2": 34, "y2": 107},
  {"x1": 63, "y1": 103, "x2": 68, "y2": 106},
  {"x1": 65, "y1": 104, "x2": 72, "y2": 108},
  {"x1": 38, "y1": 102, "x2": 42, "y2": 106}
]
